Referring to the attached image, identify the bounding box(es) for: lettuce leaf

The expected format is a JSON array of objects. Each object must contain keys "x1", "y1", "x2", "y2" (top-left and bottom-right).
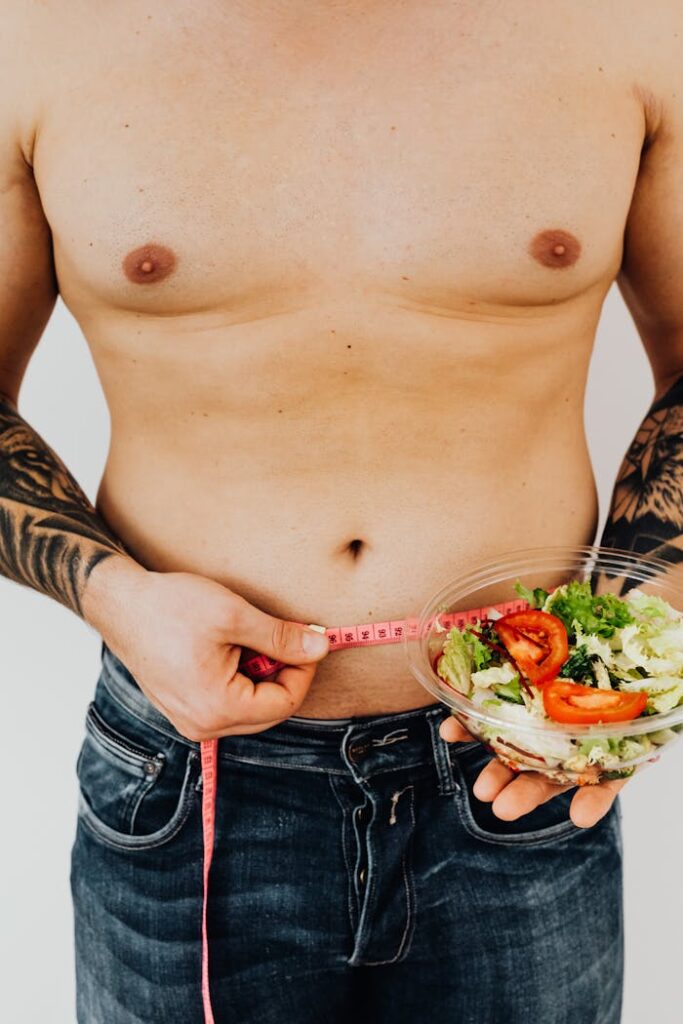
[
  {"x1": 514, "y1": 581, "x2": 549, "y2": 610},
  {"x1": 471, "y1": 662, "x2": 518, "y2": 690},
  {"x1": 546, "y1": 580, "x2": 634, "y2": 640},
  {"x1": 437, "y1": 624, "x2": 494, "y2": 695}
]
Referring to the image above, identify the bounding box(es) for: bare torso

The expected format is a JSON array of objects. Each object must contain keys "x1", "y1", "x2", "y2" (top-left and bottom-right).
[{"x1": 22, "y1": 1, "x2": 658, "y2": 714}]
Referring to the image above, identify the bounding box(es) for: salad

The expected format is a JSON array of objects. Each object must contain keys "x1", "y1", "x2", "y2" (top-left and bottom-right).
[{"x1": 436, "y1": 580, "x2": 683, "y2": 781}]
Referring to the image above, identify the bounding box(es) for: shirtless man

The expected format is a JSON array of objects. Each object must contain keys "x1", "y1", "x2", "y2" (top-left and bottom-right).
[{"x1": 2, "y1": 1, "x2": 683, "y2": 1021}]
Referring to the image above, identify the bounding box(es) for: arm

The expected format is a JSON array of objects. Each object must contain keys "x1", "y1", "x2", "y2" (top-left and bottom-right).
[
  {"x1": 0, "y1": 395, "x2": 130, "y2": 616},
  {"x1": 599, "y1": 80, "x2": 683, "y2": 566},
  {"x1": 0, "y1": 77, "x2": 327, "y2": 738},
  {"x1": 0, "y1": 90, "x2": 132, "y2": 615}
]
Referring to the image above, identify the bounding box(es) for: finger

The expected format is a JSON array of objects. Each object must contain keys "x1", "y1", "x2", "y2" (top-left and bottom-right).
[
  {"x1": 221, "y1": 660, "x2": 317, "y2": 728},
  {"x1": 569, "y1": 778, "x2": 629, "y2": 828},
  {"x1": 489, "y1": 771, "x2": 573, "y2": 821},
  {"x1": 470, "y1": 756, "x2": 518, "y2": 802},
  {"x1": 228, "y1": 596, "x2": 329, "y2": 665},
  {"x1": 439, "y1": 717, "x2": 474, "y2": 744}
]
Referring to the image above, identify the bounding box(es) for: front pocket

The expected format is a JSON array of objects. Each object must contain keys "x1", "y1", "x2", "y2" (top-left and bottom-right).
[
  {"x1": 452, "y1": 743, "x2": 583, "y2": 848},
  {"x1": 76, "y1": 702, "x2": 198, "y2": 851}
]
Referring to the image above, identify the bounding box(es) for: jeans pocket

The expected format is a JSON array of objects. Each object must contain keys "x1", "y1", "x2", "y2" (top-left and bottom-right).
[
  {"x1": 451, "y1": 742, "x2": 586, "y2": 848},
  {"x1": 76, "y1": 700, "x2": 199, "y2": 852}
]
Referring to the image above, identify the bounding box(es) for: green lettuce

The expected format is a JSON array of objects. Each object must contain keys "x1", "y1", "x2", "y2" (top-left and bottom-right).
[
  {"x1": 559, "y1": 644, "x2": 594, "y2": 681},
  {"x1": 437, "y1": 629, "x2": 473, "y2": 695},
  {"x1": 437, "y1": 624, "x2": 494, "y2": 695},
  {"x1": 546, "y1": 580, "x2": 634, "y2": 640},
  {"x1": 514, "y1": 581, "x2": 550, "y2": 609}
]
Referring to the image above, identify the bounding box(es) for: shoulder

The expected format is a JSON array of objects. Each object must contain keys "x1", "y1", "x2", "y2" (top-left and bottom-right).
[
  {"x1": 0, "y1": 0, "x2": 71, "y2": 168},
  {"x1": 622, "y1": 1, "x2": 683, "y2": 142}
]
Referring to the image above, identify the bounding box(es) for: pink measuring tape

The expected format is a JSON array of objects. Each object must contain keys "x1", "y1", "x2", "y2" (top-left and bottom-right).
[{"x1": 198, "y1": 597, "x2": 526, "y2": 1021}]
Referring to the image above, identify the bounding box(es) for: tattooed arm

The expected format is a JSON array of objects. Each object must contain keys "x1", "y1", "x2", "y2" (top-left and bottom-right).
[
  {"x1": 599, "y1": 373, "x2": 683, "y2": 566},
  {"x1": 0, "y1": 76, "x2": 135, "y2": 619},
  {"x1": 0, "y1": 395, "x2": 128, "y2": 616}
]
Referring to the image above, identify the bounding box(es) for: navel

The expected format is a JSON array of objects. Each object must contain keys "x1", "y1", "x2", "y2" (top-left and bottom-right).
[
  {"x1": 122, "y1": 243, "x2": 177, "y2": 284},
  {"x1": 528, "y1": 229, "x2": 582, "y2": 269}
]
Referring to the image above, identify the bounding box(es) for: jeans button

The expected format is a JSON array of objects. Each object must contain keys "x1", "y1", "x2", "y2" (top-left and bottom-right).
[
  {"x1": 359, "y1": 868, "x2": 366, "y2": 886},
  {"x1": 348, "y1": 742, "x2": 368, "y2": 764}
]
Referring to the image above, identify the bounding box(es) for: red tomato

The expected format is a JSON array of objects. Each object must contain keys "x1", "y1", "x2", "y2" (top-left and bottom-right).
[
  {"x1": 494, "y1": 610, "x2": 569, "y2": 686},
  {"x1": 543, "y1": 680, "x2": 648, "y2": 724}
]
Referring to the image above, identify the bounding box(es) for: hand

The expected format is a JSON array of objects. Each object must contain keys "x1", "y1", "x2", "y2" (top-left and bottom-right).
[
  {"x1": 83, "y1": 556, "x2": 330, "y2": 741},
  {"x1": 439, "y1": 716, "x2": 629, "y2": 828}
]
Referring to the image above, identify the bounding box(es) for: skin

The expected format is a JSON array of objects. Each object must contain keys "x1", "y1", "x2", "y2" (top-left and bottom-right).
[{"x1": 2, "y1": 1, "x2": 683, "y2": 829}]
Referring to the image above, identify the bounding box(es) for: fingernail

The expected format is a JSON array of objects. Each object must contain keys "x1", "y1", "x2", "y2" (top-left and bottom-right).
[{"x1": 302, "y1": 629, "x2": 329, "y2": 656}]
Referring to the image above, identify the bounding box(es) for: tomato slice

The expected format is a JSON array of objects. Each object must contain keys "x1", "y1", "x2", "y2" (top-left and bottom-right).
[
  {"x1": 494, "y1": 610, "x2": 569, "y2": 686},
  {"x1": 543, "y1": 680, "x2": 648, "y2": 724}
]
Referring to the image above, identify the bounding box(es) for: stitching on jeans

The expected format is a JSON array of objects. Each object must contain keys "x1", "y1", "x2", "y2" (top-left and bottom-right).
[
  {"x1": 293, "y1": 705, "x2": 443, "y2": 731},
  {"x1": 77, "y1": 751, "x2": 198, "y2": 852},
  {"x1": 357, "y1": 785, "x2": 417, "y2": 967},
  {"x1": 218, "y1": 752, "x2": 348, "y2": 775},
  {"x1": 82, "y1": 710, "x2": 158, "y2": 830},
  {"x1": 349, "y1": 800, "x2": 378, "y2": 966},
  {"x1": 371, "y1": 729, "x2": 410, "y2": 748},
  {"x1": 451, "y1": 758, "x2": 584, "y2": 847},
  {"x1": 328, "y1": 776, "x2": 358, "y2": 935}
]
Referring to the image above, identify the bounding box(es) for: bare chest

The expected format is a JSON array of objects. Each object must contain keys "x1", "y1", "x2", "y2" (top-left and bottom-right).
[{"x1": 33, "y1": 1, "x2": 646, "y2": 321}]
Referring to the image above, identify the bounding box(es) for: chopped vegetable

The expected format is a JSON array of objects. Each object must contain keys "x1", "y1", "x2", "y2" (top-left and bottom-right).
[
  {"x1": 545, "y1": 580, "x2": 634, "y2": 640},
  {"x1": 513, "y1": 581, "x2": 550, "y2": 610},
  {"x1": 559, "y1": 644, "x2": 594, "y2": 681},
  {"x1": 543, "y1": 680, "x2": 647, "y2": 724},
  {"x1": 494, "y1": 609, "x2": 569, "y2": 685}
]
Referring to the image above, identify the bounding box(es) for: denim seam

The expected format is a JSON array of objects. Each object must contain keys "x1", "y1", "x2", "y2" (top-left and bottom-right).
[
  {"x1": 83, "y1": 709, "x2": 159, "y2": 830},
  {"x1": 218, "y1": 752, "x2": 349, "y2": 775},
  {"x1": 356, "y1": 785, "x2": 417, "y2": 967},
  {"x1": 327, "y1": 776, "x2": 359, "y2": 938},
  {"x1": 85, "y1": 706, "x2": 160, "y2": 769},
  {"x1": 77, "y1": 751, "x2": 198, "y2": 852},
  {"x1": 217, "y1": 752, "x2": 435, "y2": 777},
  {"x1": 451, "y1": 759, "x2": 585, "y2": 847},
  {"x1": 348, "y1": 798, "x2": 378, "y2": 967},
  {"x1": 291, "y1": 705, "x2": 442, "y2": 730}
]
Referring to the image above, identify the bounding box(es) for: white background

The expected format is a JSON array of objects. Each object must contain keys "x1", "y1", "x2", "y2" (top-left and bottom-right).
[{"x1": 0, "y1": 287, "x2": 681, "y2": 1022}]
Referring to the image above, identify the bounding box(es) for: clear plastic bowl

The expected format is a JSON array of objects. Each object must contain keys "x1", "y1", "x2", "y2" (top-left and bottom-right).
[{"x1": 404, "y1": 545, "x2": 683, "y2": 785}]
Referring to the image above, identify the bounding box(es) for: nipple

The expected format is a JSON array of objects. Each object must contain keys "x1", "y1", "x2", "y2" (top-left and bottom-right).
[
  {"x1": 528, "y1": 229, "x2": 581, "y2": 269},
  {"x1": 122, "y1": 243, "x2": 177, "y2": 284}
]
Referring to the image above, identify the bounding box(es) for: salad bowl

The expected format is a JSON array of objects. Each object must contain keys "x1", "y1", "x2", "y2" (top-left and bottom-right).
[{"x1": 405, "y1": 545, "x2": 683, "y2": 785}]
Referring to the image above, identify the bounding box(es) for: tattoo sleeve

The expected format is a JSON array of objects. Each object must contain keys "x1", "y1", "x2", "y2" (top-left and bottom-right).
[
  {"x1": 599, "y1": 373, "x2": 683, "y2": 569},
  {"x1": 0, "y1": 395, "x2": 127, "y2": 616}
]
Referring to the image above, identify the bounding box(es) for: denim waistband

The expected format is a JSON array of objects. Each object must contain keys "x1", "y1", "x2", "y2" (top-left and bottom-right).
[{"x1": 99, "y1": 642, "x2": 471, "y2": 790}]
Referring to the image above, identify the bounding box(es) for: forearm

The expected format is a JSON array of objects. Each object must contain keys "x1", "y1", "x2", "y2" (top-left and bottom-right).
[
  {"x1": 599, "y1": 372, "x2": 683, "y2": 565},
  {"x1": 0, "y1": 393, "x2": 140, "y2": 619}
]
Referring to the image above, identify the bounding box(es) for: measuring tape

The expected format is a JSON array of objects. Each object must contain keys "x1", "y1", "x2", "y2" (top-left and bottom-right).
[{"x1": 198, "y1": 597, "x2": 526, "y2": 1021}]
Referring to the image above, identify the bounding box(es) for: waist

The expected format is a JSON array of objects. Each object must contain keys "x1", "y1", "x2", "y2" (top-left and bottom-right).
[
  {"x1": 99, "y1": 641, "x2": 466, "y2": 776},
  {"x1": 95, "y1": 439, "x2": 598, "y2": 715}
]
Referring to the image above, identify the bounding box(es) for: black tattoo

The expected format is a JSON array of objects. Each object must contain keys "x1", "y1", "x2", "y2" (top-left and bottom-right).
[
  {"x1": 599, "y1": 373, "x2": 683, "y2": 574},
  {"x1": 0, "y1": 397, "x2": 126, "y2": 615}
]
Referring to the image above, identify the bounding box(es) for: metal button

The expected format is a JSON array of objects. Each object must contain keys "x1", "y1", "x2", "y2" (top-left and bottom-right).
[
  {"x1": 143, "y1": 760, "x2": 159, "y2": 776},
  {"x1": 359, "y1": 868, "x2": 366, "y2": 886},
  {"x1": 348, "y1": 742, "x2": 368, "y2": 763}
]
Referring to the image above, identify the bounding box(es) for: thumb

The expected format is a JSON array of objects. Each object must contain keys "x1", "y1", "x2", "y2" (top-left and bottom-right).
[{"x1": 228, "y1": 597, "x2": 329, "y2": 663}]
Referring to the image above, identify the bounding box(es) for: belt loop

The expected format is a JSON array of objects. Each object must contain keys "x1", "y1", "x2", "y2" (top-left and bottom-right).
[{"x1": 427, "y1": 709, "x2": 458, "y2": 795}]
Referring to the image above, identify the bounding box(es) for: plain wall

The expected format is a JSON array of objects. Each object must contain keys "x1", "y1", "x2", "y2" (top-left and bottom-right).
[{"x1": 0, "y1": 286, "x2": 681, "y2": 1021}]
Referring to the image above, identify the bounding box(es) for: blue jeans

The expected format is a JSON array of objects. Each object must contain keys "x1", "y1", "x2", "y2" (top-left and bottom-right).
[{"x1": 71, "y1": 644, "x2": 624, "y2": 1023}]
